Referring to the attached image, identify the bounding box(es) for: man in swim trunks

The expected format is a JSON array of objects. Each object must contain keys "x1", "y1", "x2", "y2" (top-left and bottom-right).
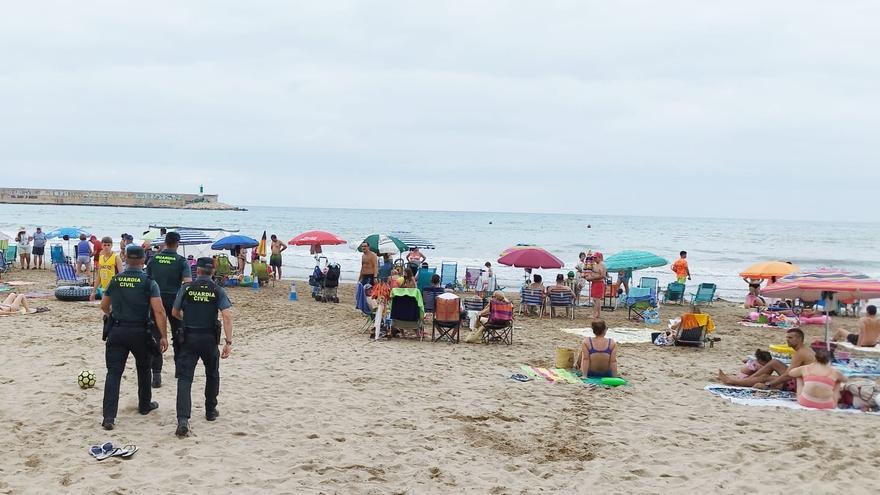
[
  {"x1": 718, "y1": 327, "x2": 815, "y2": 391},
  {"x1": 269, "y1": 234, "x2": 287, "y2": 280},
  {"x1": 359, "y1": 242, "x2": 378, "y2": 286},
  {"x1": 584, "y1": 252, "x2": 607, "y2": 319},
  {"x1": 832, "y1": 305, "x2": 880, "y2": 347},
  {"x1": 31, "y1": 227, "x2": 47, "y2": 269},
  {"x1": 672, "y1": 250, "x2": 690, "y2": 284},
  {"x1": 579, "y1": 320, "x2": 618, "y2": 378}
]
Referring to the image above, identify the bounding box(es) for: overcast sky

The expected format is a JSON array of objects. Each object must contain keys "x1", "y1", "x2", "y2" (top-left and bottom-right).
[{"x1": 1, "y1": 1, "x2": 877, "y2": 220}]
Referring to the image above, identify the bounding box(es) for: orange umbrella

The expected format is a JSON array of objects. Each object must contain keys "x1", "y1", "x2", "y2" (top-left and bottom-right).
[{"x1": 739, "y1": 261, "x2": 799, "y2": 279}]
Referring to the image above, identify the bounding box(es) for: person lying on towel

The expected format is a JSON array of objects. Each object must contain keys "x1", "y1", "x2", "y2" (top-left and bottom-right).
[{"x1": 578, "y1": 320, "x2": 618, "y2": 379}]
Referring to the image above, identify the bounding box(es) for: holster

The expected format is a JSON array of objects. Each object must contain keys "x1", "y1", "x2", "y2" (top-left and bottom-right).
[
  {"x1": 102, "y1": 315, "x2": 111, "y2": 341},
  {"x1": 174, "y1": 327, "x2": 184, "y2": 345},
  {"x1": 214, "y1": 320, "x2": 222, "y2": 345}
]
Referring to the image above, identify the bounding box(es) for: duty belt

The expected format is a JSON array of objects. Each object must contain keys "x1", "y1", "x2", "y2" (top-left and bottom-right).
[
  {"x1": 184, "y1": 326, "x2": 215, "y2": 334},
  {"x1": 113, "y1": 319, "x2": 148, "y2": 327}
]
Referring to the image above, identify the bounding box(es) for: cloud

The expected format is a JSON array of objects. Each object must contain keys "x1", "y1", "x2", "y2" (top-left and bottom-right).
[{"x1": 1, "y1": 1, "x2": 878, "y2": 219}]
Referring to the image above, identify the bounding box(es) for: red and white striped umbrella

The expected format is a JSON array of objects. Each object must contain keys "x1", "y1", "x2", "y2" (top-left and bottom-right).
[{"x1": 761, "y1": 268, "x2": 880, "y2": 301}]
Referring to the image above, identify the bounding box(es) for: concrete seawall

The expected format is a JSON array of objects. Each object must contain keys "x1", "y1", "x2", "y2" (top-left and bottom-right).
[{"x1": 0, "y1": 188, "x2": 243, "y2": 210}]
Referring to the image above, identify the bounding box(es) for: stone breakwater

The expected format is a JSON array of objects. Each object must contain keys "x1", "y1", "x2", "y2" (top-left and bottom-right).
[{"x1": 0, "y1": 187, "x2": 244, "y2": 211}]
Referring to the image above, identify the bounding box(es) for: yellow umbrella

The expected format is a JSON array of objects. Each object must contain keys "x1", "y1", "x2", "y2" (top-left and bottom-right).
[{"x1": 739, "y1": 261, "x2": 800, "y2": 279}]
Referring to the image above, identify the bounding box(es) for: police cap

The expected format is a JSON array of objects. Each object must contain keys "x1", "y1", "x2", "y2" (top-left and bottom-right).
[
  {"x1": 197, "y1": 257, "x2": 215, "y2": 269},
  {"x1": 126, "y1": 245, "x2": 145, "y2": 259}
]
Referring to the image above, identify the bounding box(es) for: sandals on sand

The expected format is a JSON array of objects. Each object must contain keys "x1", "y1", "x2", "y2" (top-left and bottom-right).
[{"x1": 88, "y1": 443, "x2": 138, "y2": 461}]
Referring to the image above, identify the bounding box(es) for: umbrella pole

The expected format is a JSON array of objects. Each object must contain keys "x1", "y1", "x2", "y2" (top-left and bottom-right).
[{"x1": 824, "y1": 294, "x2": 830, "y2": 352}]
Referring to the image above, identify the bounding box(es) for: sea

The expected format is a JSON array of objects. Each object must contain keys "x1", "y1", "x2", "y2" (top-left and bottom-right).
[{"x1": 2, "y1": 203, "x2": 879, "y2": 302}]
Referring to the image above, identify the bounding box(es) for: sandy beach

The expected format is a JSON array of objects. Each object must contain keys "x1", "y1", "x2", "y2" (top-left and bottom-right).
[{"x1": 1, "y1": 268, "x2": 878, "y2": 494}]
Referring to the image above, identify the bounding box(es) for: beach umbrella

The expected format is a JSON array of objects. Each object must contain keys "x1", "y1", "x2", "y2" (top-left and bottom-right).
[
  {"x1": 45, "y1": 227, "x2": 89, "y2": 239},
  {"x1": 288, "y1": 230, "x2": 347, "y2": 246},
  {"x1": 390, "y1": 231, "x2": 435, "y2": 249},
  {"x1": 499, "y1": 244, "x2": 536, "y2": 257},
  {"x1": 497, "y1": 246, "x2": 564, "y2": 269},
  {"x1": 603, "y1": 250, "x2": 669, "y2": 272},
  {"x1": 762, "y1": 268, "x2": 880, "y2": 346},
  {"x1": 739, "y1": 261, "x2": 800, "y2": 280},
  {"x1": 211, "y1": 234, "x2": 258, "y2": 250},
  {"x1": 357, "y1": 234, "x2": 408, "y2": 255},
  {"x1": 175, "y1": 229, "x2": 213, "y2": 256}
]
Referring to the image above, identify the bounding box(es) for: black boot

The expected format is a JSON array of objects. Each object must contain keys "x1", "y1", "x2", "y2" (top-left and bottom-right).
[
  {"x1": 139, "y1": 401, "x2": 159, "y2": 415},
  {"x1": 151, "y1": 371, "x2": 161, "y2": 388},
  {"x1": 205, "y1": 409, "x2": 219, "y2": 421},
  {"x1": 175, "y1": 419, "x2": 189, "y2": 437},
  {"x1": 101, "y1": 418, "x2": 115, "y2": 430}
]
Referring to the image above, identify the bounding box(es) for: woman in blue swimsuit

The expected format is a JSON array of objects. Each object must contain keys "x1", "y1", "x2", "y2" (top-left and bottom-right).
[{"x1": 579, "y1": 319, "x2": 618, "y2": 378}]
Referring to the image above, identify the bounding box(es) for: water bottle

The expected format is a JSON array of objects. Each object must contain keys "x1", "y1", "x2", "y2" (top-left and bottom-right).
[
  {"x1": 289, "y1": 281, "x2": 298, "y2": 301},
  {"x1": 252, "y1": 278, "x2": 259, "y2": 290}
]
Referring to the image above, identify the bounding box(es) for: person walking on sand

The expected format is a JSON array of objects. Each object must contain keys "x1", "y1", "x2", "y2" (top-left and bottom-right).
[
  {"x1": 270, "y1": 234, "x2": 287, "y2": 280},
  {"x1": 672, "y1": 250, "x2": 691, "y2": 284}
]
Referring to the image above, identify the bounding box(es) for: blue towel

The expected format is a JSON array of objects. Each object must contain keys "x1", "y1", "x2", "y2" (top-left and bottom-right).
[{"x1": 355, "y1": 283, "x2": 371, "y2": 316}]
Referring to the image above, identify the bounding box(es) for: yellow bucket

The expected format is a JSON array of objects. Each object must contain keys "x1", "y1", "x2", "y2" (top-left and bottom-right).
[{"x1": 555, "y1": 346, "x2": 576, "y2": 369}]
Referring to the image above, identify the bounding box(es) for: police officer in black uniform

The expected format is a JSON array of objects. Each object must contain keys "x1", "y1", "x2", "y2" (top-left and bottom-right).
[
  {"x1": 172, "y1": 257, "x2": 233, "y2": 437},
  {"x1": 99, "y1": 245, "x2": 168, "y2": 430},
  {"x1": 145, "y1": 231, "x2": 191, "y2": 388}
]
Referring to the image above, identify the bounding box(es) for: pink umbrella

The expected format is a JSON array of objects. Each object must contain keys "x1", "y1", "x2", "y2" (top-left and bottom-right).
[
  {"x1": 497, "y1": 246, "x2": 564, "y2": 269},
  {"x1": 288, "y1": 230, "x2": 347, "y2": 246}
]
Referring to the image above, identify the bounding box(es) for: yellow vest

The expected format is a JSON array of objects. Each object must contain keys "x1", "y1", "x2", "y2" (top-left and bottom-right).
[{"x1": 98, "y1": 253, "x2": 118, "y2": 290}]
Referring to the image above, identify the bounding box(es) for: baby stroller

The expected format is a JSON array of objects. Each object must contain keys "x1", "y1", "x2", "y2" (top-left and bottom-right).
[{"x1": 321, "y1": 263, "x2": 340, "y2": 303}]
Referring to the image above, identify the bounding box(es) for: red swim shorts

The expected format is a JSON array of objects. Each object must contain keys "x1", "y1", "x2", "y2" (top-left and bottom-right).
[{"x1": 590, "y1": 281, "x2": 605, "y2": 298}]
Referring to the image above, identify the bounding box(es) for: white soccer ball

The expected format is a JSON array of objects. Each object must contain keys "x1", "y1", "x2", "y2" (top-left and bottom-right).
[{"x1": 77, "y1": 370, "x2": 97, "y2": 389}]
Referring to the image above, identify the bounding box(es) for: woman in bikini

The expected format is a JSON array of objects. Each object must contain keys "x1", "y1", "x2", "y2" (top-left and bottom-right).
[
  {"x1": 788, "y1": 349, "x2": 846, "y2": 409},
  {"x1": 0, "y1": 293, "x2": 31, "y2": 315},
  {"x1": 579, "y1": 319, "x2": 618, "y2": 378}
]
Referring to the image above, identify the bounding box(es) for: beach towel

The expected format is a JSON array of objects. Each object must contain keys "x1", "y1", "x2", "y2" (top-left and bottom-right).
[
  {"x1": 837, "y1": 341, "x2": 880, "y2": 355},
  {"x1": 705, "y1": 384, "x2": 880, "y2": 414},
  {"x1": 738, "y1": 321, "x2": 791, "y2": 329},
  {"x1": 561, "y1": 327, "x2": 654, "y2": 344},
  {"x1": 518, "y1": 365, "x2": 625, "y2": 386},
  {"x1": 835, "y1": 358, "x2": 880, "y2": 378}
]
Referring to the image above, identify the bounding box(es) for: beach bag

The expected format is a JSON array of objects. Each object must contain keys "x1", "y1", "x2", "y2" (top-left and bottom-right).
[
  {"x1": 464, "y1": 327, "x2": 483, "y2": 344},
  {"x1": 555, "y1": 346, "x2": 575, "y2": 369},
  {"x1": 842, "y1": 381, "x2": 877, "y2": 409}
]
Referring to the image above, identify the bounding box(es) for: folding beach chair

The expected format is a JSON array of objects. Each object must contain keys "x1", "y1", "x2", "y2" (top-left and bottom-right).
[
  {"x1": 422, "y1": 286, "x2": 445, "y2": 315},
  {"x1": 689, "y1": 283, "x2": 717, "y2": 311},
  {"x1": 626, "y1": 287, "x2": 657, "y2": 321},
  {"x1": 519, "y1": 288, "x2": 545, "y2": 316},
  {"x1": 662, "y1": 282, "x2": 686, "y2": 305},
  {"x1": 464, "y1": 266, "x2": 482, "y2": 291},
  {"x1": 416, "y1": 267, "x2": 436, "y2": 291},
  {"x1": 4, "y1": 246, "x2": 17, "y2": 270},
  {"x1": 601, "y1": 280, "x2": 618, "y2": 311},
  {"x1": 674, "y1": 313, "x2": 719, "y2": 348},
  {"x1": 213, "y1": 255, "x2": 235, "y2": 284},
  {"x1": 252, "y1": 260, "x2": 270, "y2": 286},
  {"x1": 482, "y1": 300, "x2": 514, "y2": 345},
  {"x1": 0, "y1": 251, "x2": 9, "y2": 274},
  {"x1": 355, "y1": 283, "x2": 377, "y2": 334},
  {"x1": 432, "y1": 293, "x2": 461, "y2": 343},
  {"x1": 547, "y1": 290, "x2": 575, "y2": 320},
  {"x1": 638, "y1": 277, "x2": 659, "y2": 295},
  {"x1": 463, "y1": 296, "x2": 485, "y2": 312},
  {"x1": 389, "y1": 288, "x2": 425, "y2": 340},
  {"x1": 440, "y1": 262, "x2": 458, "y2": 289},
  {"x1": 55, "y1": 263, "x2": 89, "y2": 286},
  {"x1": 49, "y1": 244, "x2": 65, "y2": 266}
]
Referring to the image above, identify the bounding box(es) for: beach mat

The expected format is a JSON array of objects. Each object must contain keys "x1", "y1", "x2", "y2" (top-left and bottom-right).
[
  {"x1": 24, "y1": 290, "x2": 55, "y2": 299},
  {"x1": 835, "y1": 358, "x2": 880, "y2": 378},
  {"x1": 560, "y1": 327, "x2": 654, "y2": 344},
  {"x1": 705, "y1": 384, "x2": 879, "y2": 414},
  {"x1": 738, "y1": 322, "x2": 790, "y2": 329}
]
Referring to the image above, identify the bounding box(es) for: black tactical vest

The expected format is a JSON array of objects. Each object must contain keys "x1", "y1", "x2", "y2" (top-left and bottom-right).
[
  {"x1": 109, "y1": 271, "x2": 152, "y2": 323},
  {"x1": 147, "y1": 250, "x2": 188, "y2": 295},
  {"x1": 182, "y1": 279, "x2": 220, "y2": 329}
]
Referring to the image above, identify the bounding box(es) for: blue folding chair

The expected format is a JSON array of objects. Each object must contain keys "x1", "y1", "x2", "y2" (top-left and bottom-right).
[
  {"x1": 519, "y1": 288, "x2": 546, "y2": 317},
  {"x1": 689, "y1": 283, "x2": 717, "y2": 310},
  {"x1": 548, "y1": 290, "x2": 575, "y2": 320},
  {"x1": 0, "y1": 251, "x2": 9, "y2": 273},
  {"x1": 440, "y1": 262, "x2": 458, "y2": 289},
  {"x1": 662, "y1": 282, "x2": 686, "y2": 305},
  {"x1": 626, "y1": 287, "x2": 657, "y2": 321},
  {"x1": 417, "y1": 268, "x2": 437, "y2": 291},
  {"x1": 638, "y1": 277, "x2": 659, "y2": 295},
  {"x1": 55, "y1": 263, "x2": 89, "y2": 286},
  {"x1": 4, "y1": 246, "x2": 17, "y2": 270},
  {"x1": 50, "y1": 244, "x2": 66, "y2": 265},
  {"x1": 422, "y1": 286, "x2": 446, "y2": 314}
]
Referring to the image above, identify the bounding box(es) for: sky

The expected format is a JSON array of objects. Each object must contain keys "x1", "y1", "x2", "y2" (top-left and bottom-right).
[{"x1": 1, "y1": 1, "x2": 878, "y2": 220}]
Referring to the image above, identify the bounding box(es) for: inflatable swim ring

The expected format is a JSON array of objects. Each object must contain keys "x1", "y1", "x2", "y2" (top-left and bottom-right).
[
  {"x1": 600, "y1": 377, "x2": 627, "y2": 387},
  {"x1": 55, "y1": 286, "x2": 96, "y2": 302},
  {"x1": 769, "y1": 344, "x2": 794, "y2": 355}
]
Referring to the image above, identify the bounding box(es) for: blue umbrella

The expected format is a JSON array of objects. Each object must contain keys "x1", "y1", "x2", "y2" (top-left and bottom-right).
[
  {"x1": 45, "y1": 227, "x2": 89, "y2": 239},
  {"x1": 603, "y1": 250, "x2": 669, "y2": 272},
  {"x1": 211, "y1": 234, "x2": 258, "y2": 250}
]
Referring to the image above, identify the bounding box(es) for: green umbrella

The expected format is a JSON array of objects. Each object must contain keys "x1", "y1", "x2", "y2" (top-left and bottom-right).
[
  {"x1": 356, "y1": 234, "x2": 408, "y2": 255},
  {"x1": 604, "y1": 250, "x2": 668, "y2": 272}
]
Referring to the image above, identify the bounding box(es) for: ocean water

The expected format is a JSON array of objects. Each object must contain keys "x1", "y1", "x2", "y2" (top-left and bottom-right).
[{"x1": 2, "y1": 203, "x2": 879, "y2": 302}]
